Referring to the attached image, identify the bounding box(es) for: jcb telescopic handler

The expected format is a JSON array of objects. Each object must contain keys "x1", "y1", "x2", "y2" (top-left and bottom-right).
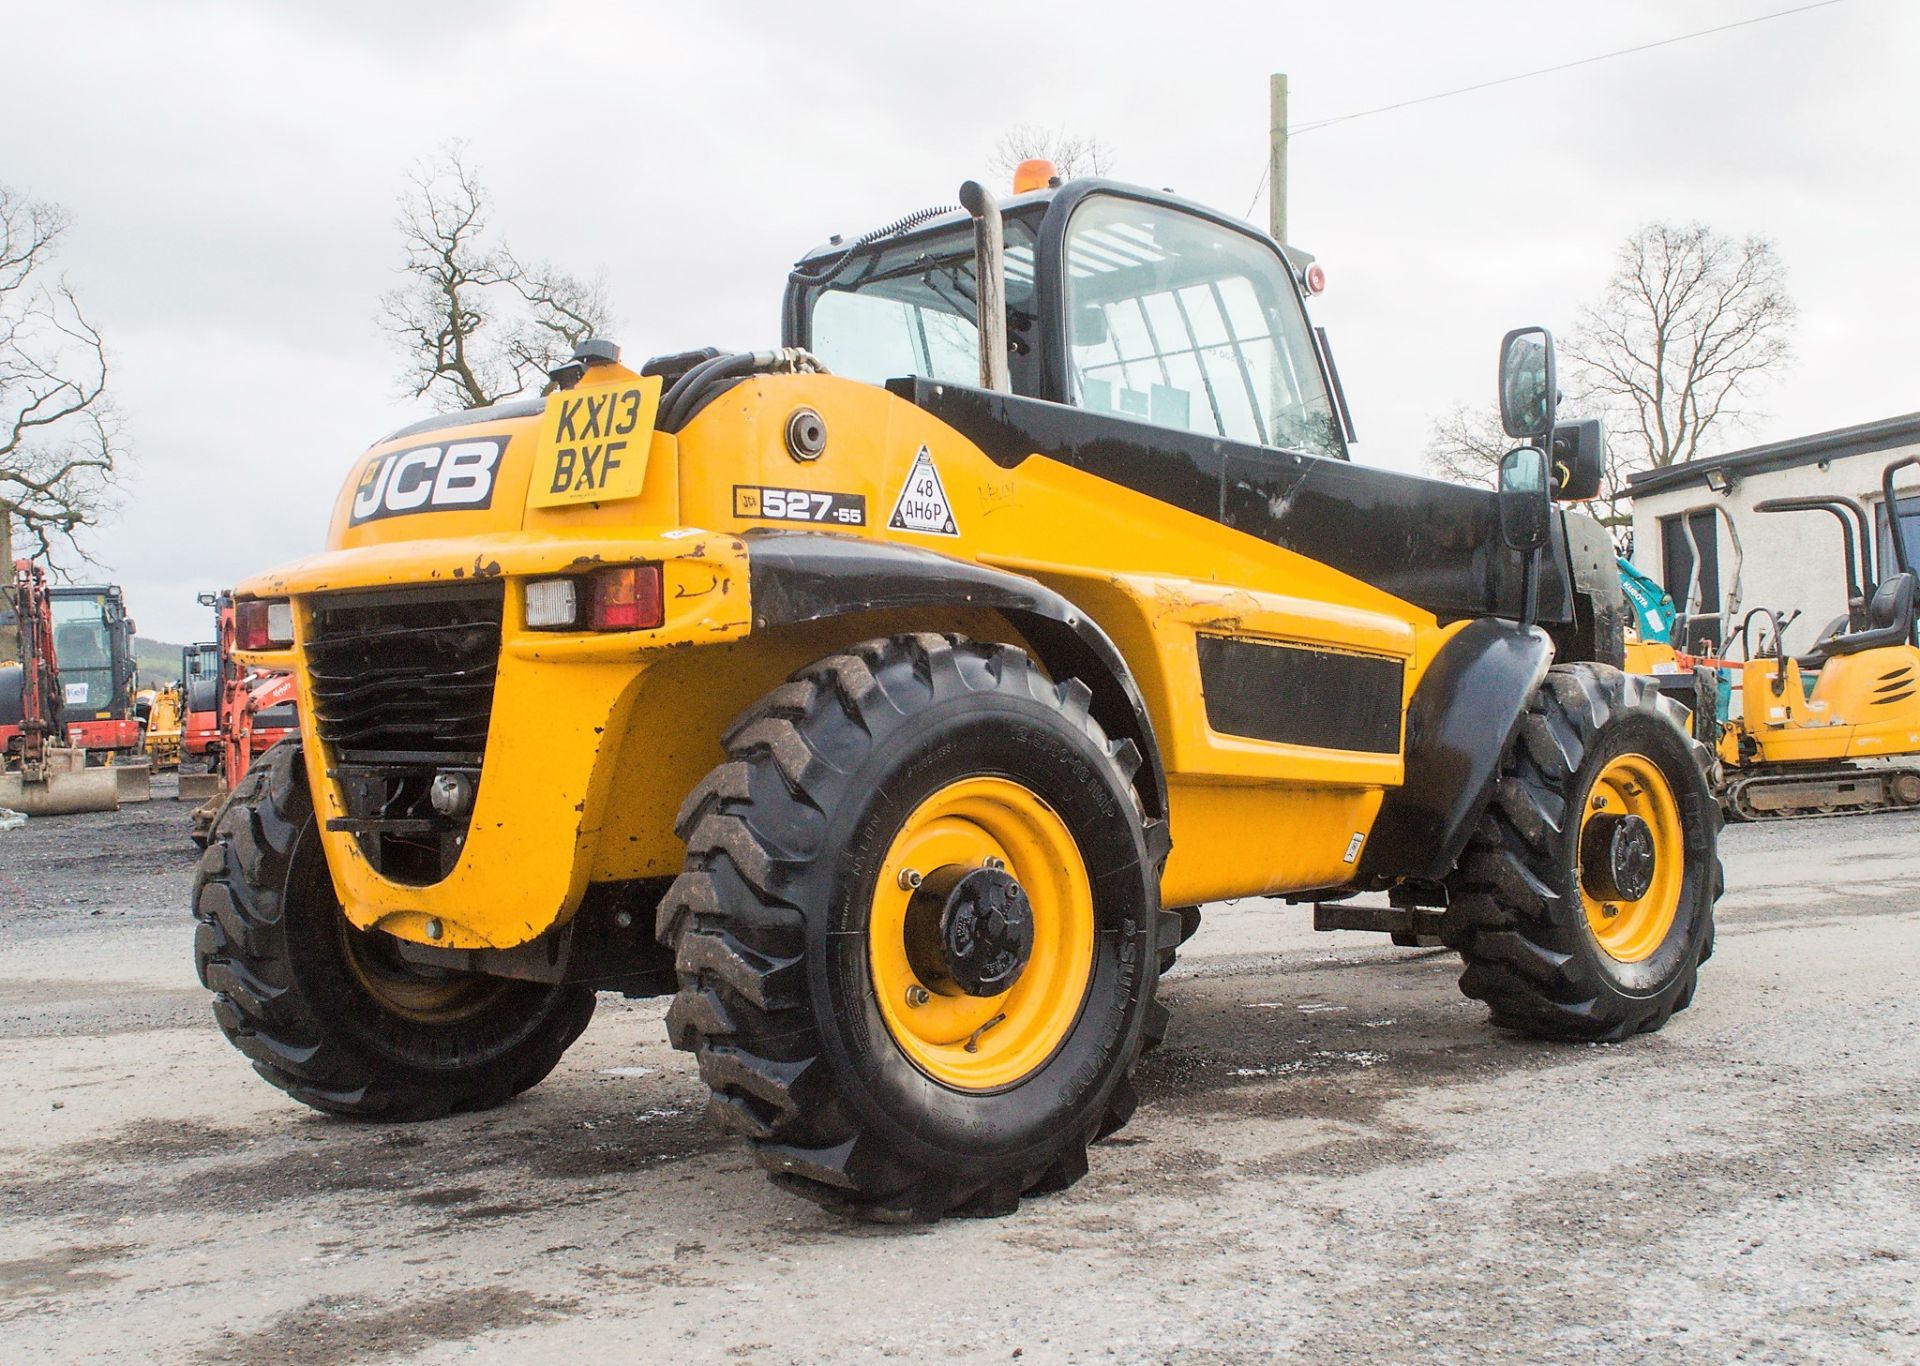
[
  {"x1": 1716, "y1": 456, "x2": 1920, "y2": 819},
  {"x1": 193, "y1": 172, "x2": 1721, "y2": 1222}
]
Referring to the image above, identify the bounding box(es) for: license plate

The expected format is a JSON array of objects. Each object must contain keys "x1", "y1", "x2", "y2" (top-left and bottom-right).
[{"x1": 527, "y1": 375, "x2": 662, "y2": 509}]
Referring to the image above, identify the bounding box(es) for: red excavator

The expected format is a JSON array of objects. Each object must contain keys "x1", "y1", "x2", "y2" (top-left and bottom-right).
[
  {"x1": 0, "y1": 561, "x2": 120, "y2": 814},
  {"x1": 184, "y1": 588, "x2": 299, "y2": 842},
  {"x1": 181, "y1": 639, "x2": 223, "y2": 761},
  {"x1": 46, "y1": 583, "x2": 143, "y2": 765},
  {"x1": 4, "y1": 575, "x2": 144, "y2": 764}
]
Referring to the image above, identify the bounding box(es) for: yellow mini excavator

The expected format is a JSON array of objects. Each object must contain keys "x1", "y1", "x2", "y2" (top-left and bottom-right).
[{"x1": 1719, "y1": 455, "x2": 1920, "y2": 819}]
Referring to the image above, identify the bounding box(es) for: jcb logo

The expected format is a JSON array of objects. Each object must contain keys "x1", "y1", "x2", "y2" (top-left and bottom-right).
[{"x1": 349, "y1": 438, "x2": 505, "y2": 526}]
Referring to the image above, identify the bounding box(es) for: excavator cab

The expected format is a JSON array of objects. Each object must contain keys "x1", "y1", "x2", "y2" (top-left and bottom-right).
[{"x1": 0, "y1": 561, "x2": 121, "y2": 815}]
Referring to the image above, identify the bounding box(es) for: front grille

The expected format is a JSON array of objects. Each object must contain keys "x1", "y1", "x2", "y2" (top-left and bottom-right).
[
  {"x1": 306, "y1": 583, "x2": 503, "y2": 760},
  {"x1": 304, "y1": 583, "x2": 504, "y2": 885}
]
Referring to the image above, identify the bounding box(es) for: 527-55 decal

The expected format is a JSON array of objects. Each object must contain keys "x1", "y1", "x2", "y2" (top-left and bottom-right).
[{"x1": 733, "y1": 485, "x2": 867, "y2": 526}]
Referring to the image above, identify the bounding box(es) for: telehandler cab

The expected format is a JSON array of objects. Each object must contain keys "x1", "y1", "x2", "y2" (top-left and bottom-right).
[{"x1": 192, "y1": 172, "x2": 1721, "y2": 1222}]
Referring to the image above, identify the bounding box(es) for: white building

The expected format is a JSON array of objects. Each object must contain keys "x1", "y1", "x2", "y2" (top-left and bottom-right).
[{"x1": 1627, "y1": 412, "x2": 1920, "y2": 657}]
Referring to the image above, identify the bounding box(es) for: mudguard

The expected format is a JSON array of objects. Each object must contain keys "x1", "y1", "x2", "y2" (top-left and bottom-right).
[
  {"x1": 745, "y1": 531, "x2": 1169, "y2": 832},
  {"x1": 1559, "y1": 511, "x2": 1627, "y2": 667},
  {"x1": 1355, "y1": 619, "x2": 1554, "y2": 885}
]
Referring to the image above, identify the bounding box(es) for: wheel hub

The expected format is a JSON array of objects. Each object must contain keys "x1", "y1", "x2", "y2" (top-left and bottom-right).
[
  {"x1": 1581, "y1": 811, "x2": 1657, "y2": 903},
  {"x1": 904, "y1": 865, "x2": 1035, "y2": 997}
]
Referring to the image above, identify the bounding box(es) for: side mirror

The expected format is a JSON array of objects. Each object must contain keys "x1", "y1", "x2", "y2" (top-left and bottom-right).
[
  {"x1": 1498, "y1": 326, "x2": 1558, "y2": 441},
  {"x1": 1549, "y1": 418, "x2": 1606, "y2": 501},
  {"x1": 1498, "y1": 446, "x2": 1552, "y2": 553}
]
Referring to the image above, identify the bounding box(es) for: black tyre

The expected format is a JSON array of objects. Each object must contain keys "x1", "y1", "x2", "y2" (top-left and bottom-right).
[
  {"x1": 192, "y1": 741, "x2": 595, "y2": 1119},
  {"x1": 1443, "y1": 664, "x2": 1720, "y2": 1041},
  {"x1": 1159, "y1": 905, "x2": 1202, "y2": 976},
  {"x1": 658, "y1": 633, "x2": 1163, "y2": 1222}
]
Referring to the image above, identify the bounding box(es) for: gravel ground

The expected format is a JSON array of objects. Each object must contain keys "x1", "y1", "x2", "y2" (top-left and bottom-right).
[{"x1": 0, "y1": 776, "x2": 1915, "y2": 1363}]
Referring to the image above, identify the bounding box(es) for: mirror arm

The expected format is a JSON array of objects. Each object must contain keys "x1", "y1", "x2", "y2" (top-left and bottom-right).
[
  {"x1": 1519, "y1": 544, "x2": 1540, "y2": 631},
  {"x1": 1519, "y1": 450, "x2": 1543, "y2": 630}
]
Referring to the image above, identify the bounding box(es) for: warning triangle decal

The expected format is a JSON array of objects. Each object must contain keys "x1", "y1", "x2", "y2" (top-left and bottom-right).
[{"x1": 887, "y1": 445, "x2": 959, "y2": 536}]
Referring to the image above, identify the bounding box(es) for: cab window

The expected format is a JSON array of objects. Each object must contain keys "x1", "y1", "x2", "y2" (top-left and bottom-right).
[
  {"x1": 806, "y1": 220, "x2": 1039, "y2": 388},
  {"x1": 1064, "y1": 197, "x2": 1340, "y2": 459},
  {"x1": 50, "y1": 595, "x2": 114, "y2": 712}
]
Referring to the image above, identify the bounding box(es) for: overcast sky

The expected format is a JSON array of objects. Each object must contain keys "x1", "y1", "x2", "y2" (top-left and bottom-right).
[{"x1": 5, "y1": 0, "x2": 1915, "y2": 641}]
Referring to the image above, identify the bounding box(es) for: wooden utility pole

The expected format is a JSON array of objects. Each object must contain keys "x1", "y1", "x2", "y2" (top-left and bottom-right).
[
  {"x1": 0, "y1": 509, "x2": 16, "y2": 662},
  {"x1": 1269, "y1": 72, "x2": 1289, "y2": 244}
]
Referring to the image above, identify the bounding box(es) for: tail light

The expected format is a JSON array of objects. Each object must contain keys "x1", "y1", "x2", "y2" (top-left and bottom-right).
[
  {"x1": 235, "y1": 598, "x2": 294, "y2": 649},
  {"x1": 524, "y1": 564, "x2": 663, "y2": 632},
  {"x1": 586, "y1": 564, "x2": 663, "y2": 631}
]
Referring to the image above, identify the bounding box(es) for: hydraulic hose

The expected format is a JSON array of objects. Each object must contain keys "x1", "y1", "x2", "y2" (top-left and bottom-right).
[
  {"x1": 786, "y1": 204, "x2": 961, "y2": 290},
  {"x1": 657, "y1": 348, "x2": 830, "y2": 433}
]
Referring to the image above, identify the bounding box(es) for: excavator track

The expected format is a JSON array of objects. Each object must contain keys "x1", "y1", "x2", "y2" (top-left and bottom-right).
[{"x1": 1724, "y1": 765, "x2": 1920, "y2": 821}]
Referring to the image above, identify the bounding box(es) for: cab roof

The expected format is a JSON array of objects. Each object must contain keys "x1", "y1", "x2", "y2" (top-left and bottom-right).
[{"x1": 790, "y1": 177, "x2": 1318, "y2": 283}]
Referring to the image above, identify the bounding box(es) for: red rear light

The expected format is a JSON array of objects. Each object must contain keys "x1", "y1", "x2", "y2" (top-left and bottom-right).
[
  {"x1": 586, "y1": 564, "x2": 663, "y2": 631},
  {"x1": 234, "y1": 598, "x2": 293, "y2": 649}
]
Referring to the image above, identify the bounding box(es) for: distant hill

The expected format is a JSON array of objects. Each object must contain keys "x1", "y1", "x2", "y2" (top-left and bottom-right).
[{"x1": 135, "y1": 637, "x2": 191, "y2": 686}]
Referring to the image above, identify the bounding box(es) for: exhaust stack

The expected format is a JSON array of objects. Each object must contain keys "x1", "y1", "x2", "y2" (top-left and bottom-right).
[{"x1": 959, "y1": 180, "x2": 1010, "y2": 394}]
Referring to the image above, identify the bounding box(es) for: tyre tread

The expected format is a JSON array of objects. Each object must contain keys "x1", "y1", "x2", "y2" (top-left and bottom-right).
[
  {"x1": 190, "y1": 742, "x2": 595, "y2": 1122},
  {"x1": 1442, "y1": 663, "x2": 1720, "y2": 1041},
  {"x1": 658, "y1": 633, "x2": 1158, "y2": 1222}
]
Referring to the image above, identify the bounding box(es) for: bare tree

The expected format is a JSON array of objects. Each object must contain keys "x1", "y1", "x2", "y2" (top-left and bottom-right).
[
  {"x1": 1423, "y1": 402, "x2": 1510, "y2": 490},
  {"x1": 1, "y1": 186, "x2": 123, "y2": 655},
  {"x1": 1426, "y1": 397, "x2": 1638, "y2": 527},
  {"x1": 1567, "y1": 222, "x2": 1795, "y2": 475},
  {"x1": 1427, "y1": 222, "x2": 1794, "y2": 528},
  {"x1": 381, "y1": 144, "x2": 614, "y2": 412},
  {"x1": 499, "y1": 251, "x2": 613, "y2": 390},
  {"x1": 990, "y1": 124, "x2": 1114, "y2": 182}
]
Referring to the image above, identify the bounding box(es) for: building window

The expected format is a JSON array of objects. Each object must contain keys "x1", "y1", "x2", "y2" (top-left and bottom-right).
[
  {"x1": 1660, "y1": 510, "x2": 1722, "y2": 649},
  {"x1": 1874, "y1": 494, "x2": 1920, "y2": 578}
]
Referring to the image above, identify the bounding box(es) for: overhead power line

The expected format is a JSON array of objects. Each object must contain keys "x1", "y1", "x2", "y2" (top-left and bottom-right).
[{"x1": 1246, "y1": 0, "x2": 1849, "y2": 218}]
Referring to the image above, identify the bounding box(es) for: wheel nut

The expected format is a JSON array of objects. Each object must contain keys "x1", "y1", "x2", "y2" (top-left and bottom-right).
[
  {"x1": 984, "y1": 856, "x2": 1006, "y2": 871},
  {"x1": 905, "y1": 985, "x2": 931, "y2": 1007},
  {"x1": 898, "y1": 868, "x2": 923, "y2": 890},
  {"x1": 1602, "y1": 902, "x2": 1620, "y2": 919}
]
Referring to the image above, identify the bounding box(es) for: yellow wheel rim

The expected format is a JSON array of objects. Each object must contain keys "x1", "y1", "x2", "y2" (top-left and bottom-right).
[
  {"x1": 336, "y1": 914, "x2": 503, "y2": 1025},
  {"x1": 1580, "y1": 753, "x2": 1685, "y2": 963},
  {"x1": 869, "y1": 777, "x2": 1095, "y2": 1091}
]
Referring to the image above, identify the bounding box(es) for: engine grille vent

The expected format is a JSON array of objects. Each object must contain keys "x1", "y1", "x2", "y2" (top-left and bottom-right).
[
  {"x1": 305, "y1": 583, "x2": 504, "y2": 761},
  {"x1": 304, "y1": 583, "x2": 504, "y2": 885}
]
